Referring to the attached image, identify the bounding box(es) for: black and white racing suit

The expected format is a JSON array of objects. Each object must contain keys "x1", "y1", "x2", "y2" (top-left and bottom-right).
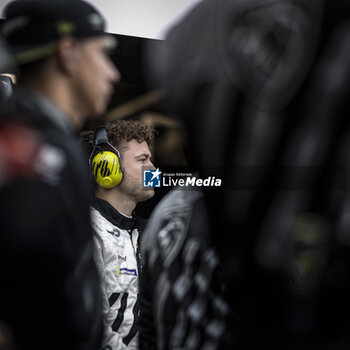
[{"x1": 91, "y1": 197, "x2": 146, "y2": 350}]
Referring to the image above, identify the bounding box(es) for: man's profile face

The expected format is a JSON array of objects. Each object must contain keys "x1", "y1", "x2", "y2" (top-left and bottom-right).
[
  {"x1": 73, "y1": 36, "x2": 120, "y2": 117},
  {"x1": 118, "y1": 139, "x2": 155, "y2": 203}
]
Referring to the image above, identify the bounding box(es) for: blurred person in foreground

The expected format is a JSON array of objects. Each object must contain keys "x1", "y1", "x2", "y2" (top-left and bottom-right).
[
  {"x1": 0, "y1": 0, "x2": 119, "y2": 349},
  {"x1": 139, "y1": 184, "x2": 235, "y2": 350},
  {"x1": 0, "y1": 36, "x2": 15, "y2": 106},
  {"x1": 140, "y1": 0, "x2": 350, "y2": 349},
  {"x1": 81, "y1": 120, "x2": 156, "y2": 349},
  {"x1": 0, "y1": 34, "x2": 16, "y2": 350}
]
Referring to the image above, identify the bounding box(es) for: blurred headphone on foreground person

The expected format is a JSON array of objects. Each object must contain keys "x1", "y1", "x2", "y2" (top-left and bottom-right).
[
  {"x1": 0, "y1": 0, "x2": 120, "y2": 349},
  {"x1": 141, "y1": 0, "x2": 350, "y2": 349}
]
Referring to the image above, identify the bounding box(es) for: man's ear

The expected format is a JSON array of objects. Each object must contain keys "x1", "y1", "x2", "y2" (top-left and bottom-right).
[{"x1": 56, "y1": 36, "x2": 79, "y2": 74}]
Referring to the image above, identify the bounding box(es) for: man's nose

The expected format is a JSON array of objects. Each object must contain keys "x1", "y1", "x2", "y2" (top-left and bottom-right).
[
  {"x1": 110, "y1": 64, "x2": 121, "y2": 85},
  {"x1": 149, "y1": 160, "x2": 156, "y2": 170}
]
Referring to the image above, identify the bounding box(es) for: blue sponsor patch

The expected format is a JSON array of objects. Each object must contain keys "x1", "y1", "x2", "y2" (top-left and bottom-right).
[{"x1": 118, "y1": 267, "x2": 137, "y2": 276}]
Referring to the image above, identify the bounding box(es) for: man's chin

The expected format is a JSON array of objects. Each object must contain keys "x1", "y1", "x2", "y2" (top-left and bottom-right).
[
  {"x1": 84, "y1": 112, "x2": 105, "y2": 122},
  {"x1": 139, "y1": 188, "x2": 155, "y2": 202},
  {"x1": 84, "y1": 102, "x2": 108, "y2": 121}
]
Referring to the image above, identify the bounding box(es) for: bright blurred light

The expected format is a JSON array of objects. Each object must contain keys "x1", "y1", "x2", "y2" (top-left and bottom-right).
[{"x1": 0, "y1": 0, "x2": 203, "y2": 39}]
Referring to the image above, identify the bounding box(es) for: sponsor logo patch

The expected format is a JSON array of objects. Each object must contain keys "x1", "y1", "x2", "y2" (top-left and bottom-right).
[{"x1": 117, "y1": 267, "x2": 137, "y2": 276}]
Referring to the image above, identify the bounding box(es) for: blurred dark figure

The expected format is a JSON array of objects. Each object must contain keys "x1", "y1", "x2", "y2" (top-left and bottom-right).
[
  {"x1": 0, "y1": 0, "x2": 119, "y2": 349},
  {"x1": 0, "y1": 37, "x2": 15, "y2": 105},
  {"x1": 0, "y1": 36, "x2": 14, "y2": 74},
  {"x1": 141, "y1": 0, "x2": 350, "y2": 349},
  {"x1": 0, "y1": 76, "x2": 13, "y2": 105},
  {"x1": 0, "y1": 36, "x2": 16, "y2": 350},
  {"x1": 139, "y1": 187, "x2": 235, "y2": 350},
  {"x1": 0, "y1": 321, "x2": 16, "y2": 350}
]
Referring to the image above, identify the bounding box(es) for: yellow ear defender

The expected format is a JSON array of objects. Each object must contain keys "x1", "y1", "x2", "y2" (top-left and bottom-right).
[
  {"x1": 92, "y1": 150, "x2": 123, "y2": 188},
  {"x1": 89, "y1": 127, "x2": 124, "y2": 188}
]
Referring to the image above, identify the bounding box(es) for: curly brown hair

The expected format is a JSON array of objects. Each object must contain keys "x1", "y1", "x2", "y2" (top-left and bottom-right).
[{"x1": 80, "y1": 120, "x2": 155, "y2": 155}]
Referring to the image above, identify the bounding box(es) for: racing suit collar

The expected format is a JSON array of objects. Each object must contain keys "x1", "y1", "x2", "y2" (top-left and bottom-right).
[
  {"x1": 12, "y1": 86, "x2": 74, "y2": 134},
  {"x1": 92, "y1": 197, "x2": 146, "y2": 231}
]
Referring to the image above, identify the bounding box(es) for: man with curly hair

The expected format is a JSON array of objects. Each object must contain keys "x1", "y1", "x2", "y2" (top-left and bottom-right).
[{"x1": 81, "y1": 120, "x2": 156, "y2": 350}]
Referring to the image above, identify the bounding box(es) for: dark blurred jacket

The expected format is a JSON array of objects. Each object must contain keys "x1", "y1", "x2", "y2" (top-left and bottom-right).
[
  {"x1": 145, "y1": 0, "x2": 350, "y2": 348},
  {"x1": 139, "y1": 188, "x2": 234, "y2": 350},
  {"x1": 0, "y1": 88, "x2": 103, "y2": 350}
]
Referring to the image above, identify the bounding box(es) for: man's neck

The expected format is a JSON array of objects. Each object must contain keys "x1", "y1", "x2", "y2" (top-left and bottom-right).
[
  {"x1": 21, "y1": 79, "x2": 82, "y2": 129},
  {"x1": 96, "y1": 187, "x2": 136, "y2": 217}
]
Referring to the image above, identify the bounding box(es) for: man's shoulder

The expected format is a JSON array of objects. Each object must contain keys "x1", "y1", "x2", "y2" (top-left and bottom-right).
[
  {"x1": 148, "y1": 188, "x2": 203, "y2": 224},
  {"x1": 90, "y1": 206, "x2": 122, "y2": 233},
  {"x1": 91, "y1": 206, "x2": 109, "y2": 226},
  {"x1": 141, "y1": 188, "x2": 203, "y2": 253},
  {"x1": 3, "y1": 89, "x2": 44, "y2": 121},
  {"x1": 0, "y1": 120, "x2": 67, "y2": 186},
  {"x1": 3, "y1": 88, "x2": 71, "y2": 133}
]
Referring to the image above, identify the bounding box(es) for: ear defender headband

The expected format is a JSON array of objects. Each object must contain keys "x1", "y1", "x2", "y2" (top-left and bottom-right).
[{"x1": 89, "y1": 126, "x2": 124, "y2": 188}]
